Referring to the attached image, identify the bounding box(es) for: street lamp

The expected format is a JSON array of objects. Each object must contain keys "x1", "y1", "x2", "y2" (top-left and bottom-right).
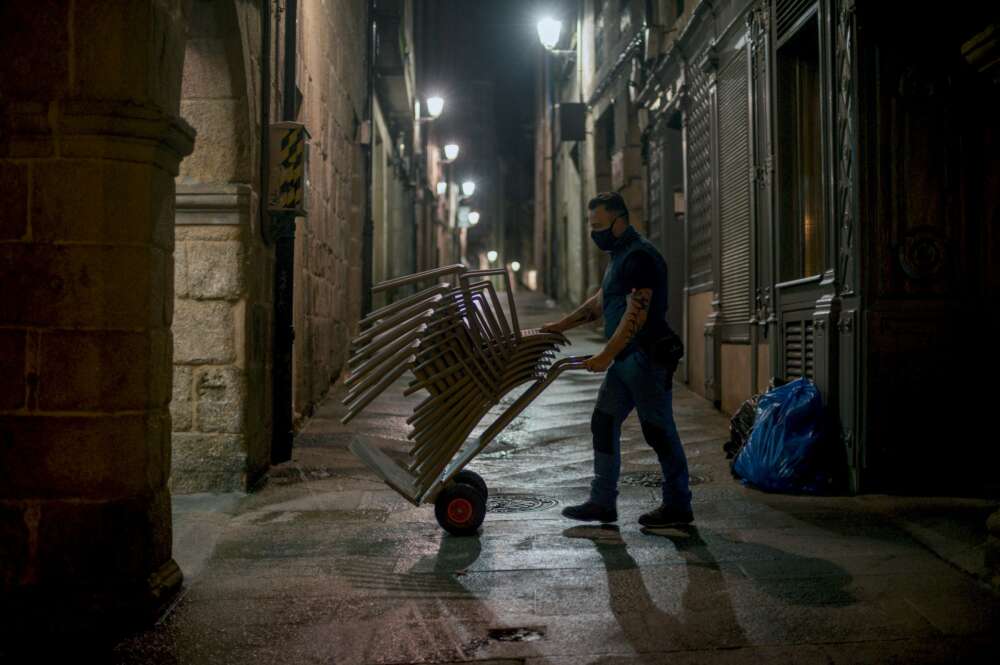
[
  {"x1": 443, "y1": 143, "x2": 460, "y2": 161},
  {"x1": 462, "y1": 180, "x2": 476, "y2": 197},
  {"x1": 426, "y1": 95, "x2": 445, "y2": 118},
  {"x1": 537, "y1": 17, "x2": 562, "y2": 51},
  {"x1": 511, "y1": 261, "x2": 521, "y2": 272},
  {"x1": 468, "y1": 211, "x2": 480, "y2": 225},
  {"x1": 487, "y1": 250, "x2": 499, "y2": 263},
  {"x1": 436, "y1": 181, "x2": 447, "y2": 196}
]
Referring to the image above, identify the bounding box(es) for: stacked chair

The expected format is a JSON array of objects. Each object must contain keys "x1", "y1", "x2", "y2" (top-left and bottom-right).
[{"x1": 343, "y1": 264, "x2": 588, "y2": 534}]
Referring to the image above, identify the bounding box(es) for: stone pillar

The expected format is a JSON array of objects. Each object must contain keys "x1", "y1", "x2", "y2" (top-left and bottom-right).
[{"x1": 0, "y1": 0, "x2": 193, "y2": 637}]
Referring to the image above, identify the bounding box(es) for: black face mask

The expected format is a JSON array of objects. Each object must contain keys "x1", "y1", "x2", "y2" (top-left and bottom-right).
[
  {"x1": 590, "y1": 227, "x2": 616, "y2": 251},
  {"x1": 590, "y1": 214, "x2": 625, "y2": 251}
]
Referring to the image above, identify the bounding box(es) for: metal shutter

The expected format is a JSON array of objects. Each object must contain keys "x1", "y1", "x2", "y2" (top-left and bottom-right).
[
  {"x1": 718, "y1": 46, "x2": 752, "y2": 326},
  {"x1": 687, "y1": 60, "x2": 713, "y2": 286},
  {"x1": 775, "y1": 0, "x2": 815, "y2": 41}
]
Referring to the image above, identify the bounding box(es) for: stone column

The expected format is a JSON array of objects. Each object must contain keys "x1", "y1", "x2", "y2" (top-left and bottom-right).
[{"x1": 0, "y1": 0, "x2": 193, "y2": 636}]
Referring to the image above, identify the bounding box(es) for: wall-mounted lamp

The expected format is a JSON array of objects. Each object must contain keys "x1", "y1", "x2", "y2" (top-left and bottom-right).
[
  {"x1": 537, "y1": 17, "x2": 562, "y2": 50},
  {"x1": 426, "y1": 96, "x2": 445, "y2": 118},
  {"x1": 436, "y1": 181, "x2": 447, "y2": 196},
  {"x1": 487, "y1": 250, "x2": 499, "y2": 263},
  {"x1": 443, "y1": 143, "x2": 460, "y2": 161},
  {"x1": 468, "y1": 211, "x2": 480, "y2": 225},
  {"x1": 461, "y1": 180, "x2": 476, "y2": 197}
]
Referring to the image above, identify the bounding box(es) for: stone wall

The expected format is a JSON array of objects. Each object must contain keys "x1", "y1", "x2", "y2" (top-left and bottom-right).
[
  {"x1": 0, "y1": 0, "x2": 192, "y2": 633},
  {"x1": 171, "y1": 0, "x2": 270, "y2": 493},
  {"x1": 292, "y1": 0, "x2": 368, "y2": 422}
]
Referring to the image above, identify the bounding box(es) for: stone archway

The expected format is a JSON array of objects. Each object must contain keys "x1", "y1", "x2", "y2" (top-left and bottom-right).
[
  {"x1": 0, "y1": 0, "x2": 193, "y2": 636},
  {"x1": 170, "y1": 0, "x2": 271, "y2": 493}
]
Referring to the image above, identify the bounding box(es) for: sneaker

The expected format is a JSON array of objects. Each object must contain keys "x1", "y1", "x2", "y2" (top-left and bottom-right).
[
  {"x1": 638, "y1": 504, "x2": 694, "y2": 528},
  {"x1": 561, "y1": 501, "x2": 618, "y2": 523}
]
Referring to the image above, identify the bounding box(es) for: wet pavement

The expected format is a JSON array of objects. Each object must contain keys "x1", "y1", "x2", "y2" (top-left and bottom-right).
[{"x1": 107, "y1": 291, "x2": 998, "y2": 664}]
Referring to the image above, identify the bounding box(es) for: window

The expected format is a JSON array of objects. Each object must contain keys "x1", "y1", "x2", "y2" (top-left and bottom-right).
[{"x1": 776, "y1": 13, "x2": 825, "y2": 281}]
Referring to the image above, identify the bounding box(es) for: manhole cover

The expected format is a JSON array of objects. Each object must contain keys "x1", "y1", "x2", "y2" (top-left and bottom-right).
[
  {"x1": 620, "y1": 471, "x2": 705, "y2": 487},
  {"x1": 486, "y1": 494, "x2": 558, "y2": 513}
]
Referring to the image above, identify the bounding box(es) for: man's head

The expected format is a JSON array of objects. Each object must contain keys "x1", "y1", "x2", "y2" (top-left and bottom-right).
[
  {"x1": 587, "y1": 192, "x2": 630, "y2": 250},
  {"x1": 587, "y1": 192, "x2": 629, "y2": 233}
]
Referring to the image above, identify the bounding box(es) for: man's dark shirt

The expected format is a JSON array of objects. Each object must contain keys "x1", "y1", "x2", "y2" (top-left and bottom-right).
[{"x1": 621, "y1": 251, "x2": 659, "y2": 293}]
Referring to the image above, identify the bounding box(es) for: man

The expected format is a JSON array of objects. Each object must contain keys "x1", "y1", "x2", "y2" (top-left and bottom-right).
[{"x1": 541, "y1": 192, "x2": 693, "y2": 527}]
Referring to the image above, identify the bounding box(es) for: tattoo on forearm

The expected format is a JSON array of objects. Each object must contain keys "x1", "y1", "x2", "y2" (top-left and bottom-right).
[
  {"x1": 600, "y1": 289, "x2": 652, "y2": 358},
  {"x1": 616, "y1": 289, "x2": 651, "y2": 346}
]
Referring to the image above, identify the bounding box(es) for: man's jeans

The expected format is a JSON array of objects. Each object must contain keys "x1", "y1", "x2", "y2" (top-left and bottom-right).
[{"x1": 589, "y1": 349, "x2": 692, "y2": 510}]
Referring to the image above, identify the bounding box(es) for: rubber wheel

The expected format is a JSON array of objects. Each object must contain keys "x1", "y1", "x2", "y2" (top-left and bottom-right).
[
  {"x1": 454, "y1": 469, "x2": 488, "y2": 501},
  {"x1": 434, "y1": 483, "x2": 486, "y2": 536}
]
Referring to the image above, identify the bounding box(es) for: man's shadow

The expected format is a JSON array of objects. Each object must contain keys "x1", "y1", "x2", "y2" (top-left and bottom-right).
[
  {"x1": 563, "y1": 522, "x2": 856, "y2": 657},
  {"x1": 563, "y1": 523, "x2": 746, "y2": 656}
]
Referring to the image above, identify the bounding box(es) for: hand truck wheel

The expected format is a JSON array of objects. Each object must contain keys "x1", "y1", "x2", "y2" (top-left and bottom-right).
[
  {"x1": 434, "y1": 483, "x2": 486, "y2": 536},
  {"x1": 454, "y1": 469, "x2": 488, "y2": 501}
]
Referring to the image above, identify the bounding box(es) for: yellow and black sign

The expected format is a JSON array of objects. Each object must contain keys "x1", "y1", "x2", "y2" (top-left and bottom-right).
[{"x1": 268, "y1": 122, "x2": 310, "y2": 216}]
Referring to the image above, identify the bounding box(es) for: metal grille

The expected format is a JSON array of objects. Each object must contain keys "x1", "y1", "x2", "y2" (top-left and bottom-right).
[
  {"x1": 718, "y1": 46, "x2": 752, "y2": 326},
  {"x1": 784, "y1": 319, "x2": 815, "y2": 379},
  {"x1": 648, "y1": 136, "x2": 663, "y2": 244},
  {"x1": 686, "y1": 60, "x2": 713, "y2": 284},
  {"x1": 836, "y1": 3, "x2": 856, "y2": 294},
  {"x1": 775, "y1": 0, "x2": 815, "y2": 40}
]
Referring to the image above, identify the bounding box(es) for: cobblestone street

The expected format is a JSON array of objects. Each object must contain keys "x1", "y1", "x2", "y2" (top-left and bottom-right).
[{"x1": 111, "y1": 292, "x2": 999, "y2": 664}]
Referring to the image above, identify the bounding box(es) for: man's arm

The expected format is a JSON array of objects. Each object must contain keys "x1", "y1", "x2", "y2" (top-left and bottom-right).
[
  {"x1": 583, "y1": 287, "x2": 652, "y2": 372},
  {"x1": 541, "y1": 289, "x2": 603, "y2": 333}
]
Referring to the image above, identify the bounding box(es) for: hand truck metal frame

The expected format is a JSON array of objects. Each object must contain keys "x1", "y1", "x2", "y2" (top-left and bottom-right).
[{"x1": 342, "y1": 264, "x2": 589, "y2": 534}]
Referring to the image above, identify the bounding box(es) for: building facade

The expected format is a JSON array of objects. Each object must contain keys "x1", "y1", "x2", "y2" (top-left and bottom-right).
[
  {"x1": 0, "y1": 0, "x2": 431, "y2": 628},
  {"x1": 538, "y1": 0, "x2": 998, "y2": 494}
]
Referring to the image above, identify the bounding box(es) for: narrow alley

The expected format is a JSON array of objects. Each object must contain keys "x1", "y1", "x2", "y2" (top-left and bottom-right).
[
  {"x1": 1, "y1": 1, "x2": 998, "y2": 663},
  {"x1": 106, "y1": 292, "x2": 998, "y2": 664}
]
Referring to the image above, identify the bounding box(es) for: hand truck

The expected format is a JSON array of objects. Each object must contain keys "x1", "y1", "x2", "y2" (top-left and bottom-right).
[{"x1": 342, "y1": 264, "x2": 589, "y2": 535}]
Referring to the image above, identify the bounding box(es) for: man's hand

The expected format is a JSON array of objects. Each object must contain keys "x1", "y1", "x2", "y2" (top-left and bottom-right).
[
  {"x1": 584, "y1": 352, "x2": 614, "y2": 373},
  {"x1": 540, "y1": 322, "x2": 565, "y2": 334}
]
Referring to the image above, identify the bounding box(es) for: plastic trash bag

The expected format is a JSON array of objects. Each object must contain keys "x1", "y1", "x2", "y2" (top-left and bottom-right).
[
  {"x1": 732, "y1": 377, "x2": 833, "y2": 494},
  {"x1": 724, "y1": 395, "x2": 759, "y2": 461},
  {"x1": 724, "y1": 378, "x2": 787, "y2": 463}
]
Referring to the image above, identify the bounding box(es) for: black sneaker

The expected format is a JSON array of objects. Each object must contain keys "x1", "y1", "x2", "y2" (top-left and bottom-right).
[
  {"x1": 638, "y1": 504, "x2": 694, "y2": 528},
  {"x1": 561, "y1": 501, "x2": 618, "y2": 523}
]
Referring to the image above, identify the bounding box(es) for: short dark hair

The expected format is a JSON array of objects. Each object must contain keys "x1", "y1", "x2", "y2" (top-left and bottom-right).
[{"x1": 588, "y1": 191, "x2": 629, "y2": 219}]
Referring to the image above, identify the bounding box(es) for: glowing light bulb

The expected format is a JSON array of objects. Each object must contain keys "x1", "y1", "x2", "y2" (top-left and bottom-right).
[
  {"x1": 427, "y1": 96, "x2": 444, "y2": 118},
  {"x1": 537, "y1": 17, "x2": 562, "y2": 50}
]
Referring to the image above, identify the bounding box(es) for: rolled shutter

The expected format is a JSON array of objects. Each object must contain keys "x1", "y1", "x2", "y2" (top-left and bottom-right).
[{"x1": 718, "y1": 46, "x2": 752, "y2": 326}]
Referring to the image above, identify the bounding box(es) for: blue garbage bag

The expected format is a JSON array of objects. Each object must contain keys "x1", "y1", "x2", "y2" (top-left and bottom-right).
[{"x1": 732, "y1": 378, "x2": 832, "y2": 494}]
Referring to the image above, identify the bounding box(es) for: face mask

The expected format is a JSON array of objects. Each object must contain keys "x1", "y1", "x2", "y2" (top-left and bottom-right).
[{"x1": 590, "y1": 226, "x2": 616, "y2": 251}]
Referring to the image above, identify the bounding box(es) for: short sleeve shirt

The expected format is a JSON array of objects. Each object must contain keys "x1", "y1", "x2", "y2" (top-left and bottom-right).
[{"x1": 621, "y1": 250, "x2": 659, "y2": 292}]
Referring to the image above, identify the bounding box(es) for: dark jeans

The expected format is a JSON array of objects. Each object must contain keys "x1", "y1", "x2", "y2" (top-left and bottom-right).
[{"x1": 589, "y1": 349, "x2": 692, "y2": 510}]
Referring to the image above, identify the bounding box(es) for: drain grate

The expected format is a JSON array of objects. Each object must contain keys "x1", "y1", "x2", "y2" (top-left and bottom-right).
[
  {"x1": 620, "y1": 471, "x2": 705, "y2": 487},
  {"x1": 488, "y1": 626, "x2": 546, "y2": 642},
  {"x1": 486, "y1": 494, "x2": 558, "y2": 513}
]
